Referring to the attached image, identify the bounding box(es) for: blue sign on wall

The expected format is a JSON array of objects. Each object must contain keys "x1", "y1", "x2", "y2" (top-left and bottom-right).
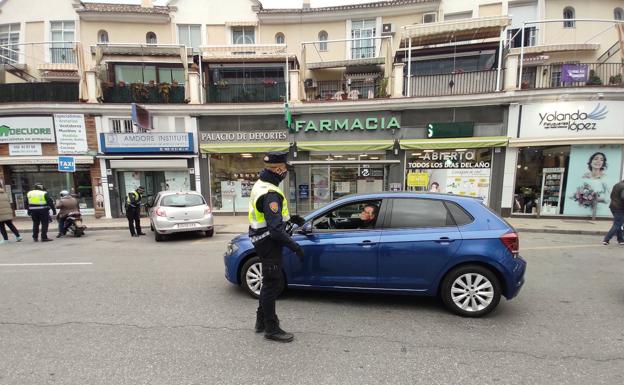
[
  {"x1": 298, "y1": 184, "x2": 309, "y2": 199},
  {"x1": 58, "y1": 156, "x2": 76, "y2": 172}
]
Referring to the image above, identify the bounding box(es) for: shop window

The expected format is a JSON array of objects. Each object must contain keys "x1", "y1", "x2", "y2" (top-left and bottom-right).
[
  {"x1": 405, "y1": 148, "x2": 493, "y2": 205},
  {"x1": 563, "y1": 7, "x2": 575, "y2": 28},
  {"x1": 209, "y1": 153, "x2": 262, "y2": 213},
  {"x1": 389, "y1": 198, "x2": 453, "y2": 229}
]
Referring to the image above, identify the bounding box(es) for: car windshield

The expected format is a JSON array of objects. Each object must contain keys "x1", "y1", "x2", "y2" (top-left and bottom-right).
[{"x1": 160, "y1": 194, "x2": 205, "y2": 207}]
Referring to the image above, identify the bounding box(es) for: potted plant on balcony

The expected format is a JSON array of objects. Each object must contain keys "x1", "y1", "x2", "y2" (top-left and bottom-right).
[
  {"x1": 159, "y1": 82, "x2": 171, "y2": 103},
  {"x1": 608, "y1": 74, "x2": 622, "y2": 86},
  {"x1": 216, "y1": 79, "x2": 229, "y2": 89},
  {"x1": 262, "y1": 79, "x2": 277, "y2": 87},
  {"x1": 586, "y1": 70, "x2": 603, "y2": 86},
  {"x1": 376, "y1": 77, "x2": 389, "y2": 98},
  {"x1": 130, "y1": 82, "x2": 149, "y2": 102}
]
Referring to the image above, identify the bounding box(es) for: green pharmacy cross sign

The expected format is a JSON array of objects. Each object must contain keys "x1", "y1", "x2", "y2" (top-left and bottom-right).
[
  {"x1": 426, "y1": 122, "x2": 474, "y2": 138},
  {"x1": 291, "y1": 116, "x2": 400, "y2": 133}
]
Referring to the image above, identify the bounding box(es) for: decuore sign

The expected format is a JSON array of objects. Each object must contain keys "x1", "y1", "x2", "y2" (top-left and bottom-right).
[
  {"x1": 520, "y1": 101, "x2": 624, "y2": 138},
  {"x1": 291, "y1": 116, "x2": 400, "y2": 133},
  {"x1": 0, "y1": 116, "x2": 56, "y2": 143}
]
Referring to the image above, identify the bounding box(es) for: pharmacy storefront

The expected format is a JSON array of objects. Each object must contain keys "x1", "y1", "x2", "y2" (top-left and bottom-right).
[
  {"x1": 506, "y1": 101, "x2": 624, "y2": 218},
  {"x1": 99, "y1": 131, "x2": 196, "y2": 218}
]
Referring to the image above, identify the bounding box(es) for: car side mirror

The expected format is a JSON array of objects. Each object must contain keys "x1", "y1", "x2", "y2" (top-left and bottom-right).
[{"x1": 299, "y1": 222, "x2": 313, "y2": 234}]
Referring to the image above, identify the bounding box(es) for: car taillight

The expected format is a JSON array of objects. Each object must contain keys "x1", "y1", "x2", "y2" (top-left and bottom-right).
[
  {"x1": 500, "y1": 232, "x2": 519, "y2": 255},
  {"x1": 205, "y1": 206, "x2": 211, "y2": 215},
  {"x1": 155, "y1": 207, "x2": 166, "y2": 217}
]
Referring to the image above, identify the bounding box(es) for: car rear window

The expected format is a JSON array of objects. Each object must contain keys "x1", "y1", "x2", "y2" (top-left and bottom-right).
[
  {"x1": 444, "y1": 201, "x2": 474, "y2": 226},
  {"x1": 388, "y1": 198, "x2": 454, "y2": 229},
  {"x1": 160, "y1": 194, "x2": 205, "y2": 207}
]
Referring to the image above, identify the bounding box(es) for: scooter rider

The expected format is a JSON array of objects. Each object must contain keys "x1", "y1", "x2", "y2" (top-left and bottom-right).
[
  {"x1": 25, "y1": 183, "x2": 56, "y2": 242},
  {"x1": 56, "y1": 190, "x2": 80, "y2": 238},
  {"x1": 248, "y1": 152, "x2": 306, "y2": 343}
]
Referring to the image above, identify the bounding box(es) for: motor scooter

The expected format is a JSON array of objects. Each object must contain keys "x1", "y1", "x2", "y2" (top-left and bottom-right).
[{"x1": 64, "y1": 212, "x2": 86, "y2": 237}]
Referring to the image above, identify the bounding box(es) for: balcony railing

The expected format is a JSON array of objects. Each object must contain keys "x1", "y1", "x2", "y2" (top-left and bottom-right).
[
  {"x1": 520, "y1": 63, "x2": 624, "y2": 90},
  {"x1": 207, "y1": 82, "x2": 285, "y2": 103},
  {"x1": 50, "y1": 47, "x2": 76, "y2": 64},
  {"x1": 0, "y1": 82, "x2": 78, "y2": 103},
  {"x1": 304, "y1": 79, "x2": 385, "y2": 102},
  {"x1": 406, "y1": 69, "x2": 498, "y2": 97},
  {"x1": 102, "y1": 83, "x2": 186, "y2": 104}
]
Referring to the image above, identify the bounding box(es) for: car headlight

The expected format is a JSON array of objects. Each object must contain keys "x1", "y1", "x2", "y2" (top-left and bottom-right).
[{"x1": 226, "y1": 242, "x2": 239, "y2": 255}]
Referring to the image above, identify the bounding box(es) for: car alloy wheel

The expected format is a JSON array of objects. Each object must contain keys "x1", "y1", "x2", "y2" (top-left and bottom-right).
[
  {"x1": 451, "y1": 273, "x2": 494, "y2": 312},
  {"x1": 441, "y1": 265, "x2": 501, "y2": 317},
  {"x1": 246, "y1": 261, "x2": 263, "y2": 297}
]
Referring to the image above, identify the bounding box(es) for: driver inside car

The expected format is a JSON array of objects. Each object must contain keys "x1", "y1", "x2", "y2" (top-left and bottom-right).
[{"x1": 333, "y1": 204, "x2": 378, "y2": 230}]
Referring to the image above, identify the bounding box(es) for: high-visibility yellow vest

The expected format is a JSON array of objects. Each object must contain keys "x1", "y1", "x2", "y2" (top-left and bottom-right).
[
  {"x1": 126, "y1": 191, "x2": 140, "y2": 205},
  {"x1": 27, "y1": 190, "x2": 47, "y2": 206},
  {"x1": 248, "y1": 179, "x2": 290, "y2": 229}
]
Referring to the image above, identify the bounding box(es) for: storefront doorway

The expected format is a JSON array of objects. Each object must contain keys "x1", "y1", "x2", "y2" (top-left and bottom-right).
[{"x1": 116, "y1": 170, "x2": 190, "y2": 215}]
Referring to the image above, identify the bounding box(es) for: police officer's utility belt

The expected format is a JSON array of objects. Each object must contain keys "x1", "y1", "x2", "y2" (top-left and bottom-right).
[
  {"x1": 250, "y1": 231, "x2": 270, "y2": 244},
  {"x1": 29, "y1": 206, "x2": 49, "y2": 210}
]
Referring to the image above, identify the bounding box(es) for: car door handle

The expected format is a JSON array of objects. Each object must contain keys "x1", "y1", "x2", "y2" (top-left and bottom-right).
[
  {"x1": 435, "y1": 237, "x2": 456, "y2": 244},
  {"x1": 360, "y1": 240, "x2": 376, "y2": 248}
]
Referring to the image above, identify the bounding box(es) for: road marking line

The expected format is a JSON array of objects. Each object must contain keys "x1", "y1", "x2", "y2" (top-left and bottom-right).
[
  {"x1": 523, "y1": 244, "x2": 603, "y2": 251},
  {"x1": 0, "y1": 262, "x2": 93, "y2": 267}
]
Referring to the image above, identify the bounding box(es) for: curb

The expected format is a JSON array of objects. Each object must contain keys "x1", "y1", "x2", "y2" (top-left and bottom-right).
[
  {"x1": 14, "y1": 225, "x2": 245, "y2": 235},
  {"x1": 516, "y1": 228, "x2": 604, "y2": 236}
]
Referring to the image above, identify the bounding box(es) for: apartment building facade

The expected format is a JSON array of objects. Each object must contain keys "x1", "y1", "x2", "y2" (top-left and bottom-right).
[{"x1": 0, "y1": 0, "x2": 622, "y2": 219}]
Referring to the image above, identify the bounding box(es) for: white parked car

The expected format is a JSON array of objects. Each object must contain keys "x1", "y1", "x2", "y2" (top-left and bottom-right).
[{"x1": 148, "y1": 191, "x2": 214, "y2": 242}]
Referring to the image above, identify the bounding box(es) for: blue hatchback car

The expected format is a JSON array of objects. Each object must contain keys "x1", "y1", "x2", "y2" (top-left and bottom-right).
[{"x1": 224, "y1": 193, "x2": 526, "y2": 317}]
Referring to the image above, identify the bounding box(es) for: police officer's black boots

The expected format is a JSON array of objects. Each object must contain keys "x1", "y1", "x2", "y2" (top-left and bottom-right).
[
  {"x1": 264, "y1": 320, "x2": 293, "y2": 343},
  {"x1": 255, "y1": 310, "x2": 264, "y2": 333}
]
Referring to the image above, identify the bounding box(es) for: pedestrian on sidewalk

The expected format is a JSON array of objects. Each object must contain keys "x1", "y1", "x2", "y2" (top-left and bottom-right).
[
  {"x1": 0, "y1": 184, "x2": 22, "y2": 244},
  {"x1": 25, "y1": 183, "x2": 56, "y2": 242},
  {"x1": 603, "y1": 179, "x2": 624, "y2": 245},
  {"x1": 125, "y1": 186, "x2": 146, "y2": 237},
  {"x1": 55, "y1": 190, "x2": 79, "y2": 238}
]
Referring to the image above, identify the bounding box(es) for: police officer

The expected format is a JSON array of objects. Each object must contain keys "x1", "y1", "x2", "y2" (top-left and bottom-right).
[
  {"x1": 249, "y1": 152, "x2": 305, "y2": 343},
  {"x1": 25, "y1": 183, "x2": 56, "y2": 242},
  {"x1": 126, "y1": 186, "x2": 146, "y2": 237}
]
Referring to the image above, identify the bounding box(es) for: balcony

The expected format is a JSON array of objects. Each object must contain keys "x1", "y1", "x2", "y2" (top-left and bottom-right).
[
  {"x1": 304, "y1": 78, "x2": 386, "y2": 102},
  {"x1": 50, "y1": 47, "x2": 76, "y2": 64},
  {"x1": 102, "y1": 82, "x2": 186, "y2": 104},
  {"x1": 207, "y1": 81, "x2": 285, "y2": 103},
  {"x1": 406, "y1": 69, "x2": 498, "y2": 97},
  {"x1": 0, "y1": 82, "x2": 78, "y2": 103},
  {"x1": 519, "y1": 63, "x2": 624, "y2": 90}
]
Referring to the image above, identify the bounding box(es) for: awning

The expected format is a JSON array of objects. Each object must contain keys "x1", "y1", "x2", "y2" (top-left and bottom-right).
[
  {"x1": 0, "y1": 156, "x2": 94, "y2": 165},
  {"x1": 509, "y1": 44, "x2": 599, "y2": 55},
  {"x1": 509, "y1": 137, "x2": 624, "y2": 148},
  {"x1": 296, "y1": 140, "x2": 394, "y2": 152},
  {"x1": 200, "y1": 142, "x2": 290, "y2": 153},
  {"x1": 402, "y1": 16, "x2": 510, "y2": 46},
  {"x1": 400, "y1": 136, "x2": 508, "y2": 150}
]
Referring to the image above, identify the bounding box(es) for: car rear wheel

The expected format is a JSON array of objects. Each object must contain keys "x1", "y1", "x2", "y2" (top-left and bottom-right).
[
  {"x1": 154, "y1": 232, "x2": 165, "y2": 242},
  {"x1": 441, "y1": 265, "x2": 501, "y2": 317},
  {"x1": 204, "y1": 228, "x2": 214, "y2": 237},
  {"x1": 240, "y1": 256, "x2": 284, "y2": 299}
]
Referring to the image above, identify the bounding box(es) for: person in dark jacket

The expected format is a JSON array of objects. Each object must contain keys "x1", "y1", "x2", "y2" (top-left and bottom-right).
[
  {"x1": 0, "y1": 184, "x2": 21, "y2": 244},
  {"x1": 248, "y1": 152, "x2": 305, "y2": 343},
  {"x1": 126, "y1": 186, "x2": 146, "y2": 237},
  {"x1": 25, "y1": 183, "x2": 56, "y2": 242},
  {"x1": 603, "y1": 180, "x2": 624, "y2": 245}
]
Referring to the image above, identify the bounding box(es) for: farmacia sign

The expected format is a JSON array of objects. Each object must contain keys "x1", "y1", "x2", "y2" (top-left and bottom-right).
[{"x1": 291, "y1": 116, "x2": 400, "y2": 133}]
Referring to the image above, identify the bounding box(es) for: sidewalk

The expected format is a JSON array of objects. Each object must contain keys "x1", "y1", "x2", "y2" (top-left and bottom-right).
[{"x1": 11, "y1": 215, "x2": 613, "y2": 236}]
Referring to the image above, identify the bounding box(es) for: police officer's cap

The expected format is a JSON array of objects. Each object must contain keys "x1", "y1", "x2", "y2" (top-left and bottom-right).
[{"x1": 263, "y1": 152, "x2": 290, "y2": 165}]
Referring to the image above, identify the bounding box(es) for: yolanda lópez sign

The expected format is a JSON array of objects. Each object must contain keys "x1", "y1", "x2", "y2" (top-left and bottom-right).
[
  {"x1": 520, "y1": 101, "x2": 623, "y2": 138},
  {"x1": 0, "y1": 116, "x2": 55, "y2": 143}
]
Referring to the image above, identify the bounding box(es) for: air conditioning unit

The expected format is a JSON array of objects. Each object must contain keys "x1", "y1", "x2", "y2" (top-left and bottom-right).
[
  {"x1": 423, "y1": 13, "x2": 437, "y2": 23},
  {"x1": 381, "y1": 23, "x2": 395, "y2": 36}
]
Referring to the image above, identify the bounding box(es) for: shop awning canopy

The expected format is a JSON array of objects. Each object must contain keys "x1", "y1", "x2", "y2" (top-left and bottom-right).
[
  {"x1": 400, "y1": 136, "x2": 508, "y2": 150},
  {"x1": 200, "y1": 142, "x2": 290, "y2": 154},
  {"x1": 296, "y1": 140, "x2": 394, "y2": 152},
  {"x1": 508, "y1": 137, "x2": 624, "y2": 147}
]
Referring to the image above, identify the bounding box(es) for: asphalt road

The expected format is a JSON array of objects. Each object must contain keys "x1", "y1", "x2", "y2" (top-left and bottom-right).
[{"x1": 0, "y1": 230, "x2": 623, "y2": 385}]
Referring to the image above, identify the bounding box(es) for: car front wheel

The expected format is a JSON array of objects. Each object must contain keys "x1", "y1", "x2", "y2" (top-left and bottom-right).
[
  {"x1": 240, "y1": 256, "x2": 285, "y2": 299},
  {"x1": 441, "y1": 265, "x2": 501, "y2": 317}
]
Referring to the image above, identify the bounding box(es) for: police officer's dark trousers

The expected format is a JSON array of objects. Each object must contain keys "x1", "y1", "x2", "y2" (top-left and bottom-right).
[
  {"x1": 255, "y1": 237, "x2": 283, "y2": 331},
  {"x1": 126, "y1": 206, "x2": 142, "y2": 236},
  {"x1": 31, "y1": 209, "x2": 50, "y2": 240}
]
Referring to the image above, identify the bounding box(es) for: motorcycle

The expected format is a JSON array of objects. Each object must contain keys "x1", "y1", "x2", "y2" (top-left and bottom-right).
[{"x1": 64, "y1": 212, "x2": 86, "y2": 237}]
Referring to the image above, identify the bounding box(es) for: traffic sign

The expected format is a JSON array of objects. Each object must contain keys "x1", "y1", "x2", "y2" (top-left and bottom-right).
[{"x1": 58, "y1": 156, "x2": 76, "y2": 172}]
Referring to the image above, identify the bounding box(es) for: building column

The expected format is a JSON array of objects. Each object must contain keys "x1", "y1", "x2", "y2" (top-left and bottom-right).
[
  {"x1": 289, "y1": 69, "x2": 300, "y2": 102},
  {"x1": 504, "y1": 54, "x2": 519, "y2": 91},
  {"x1": 501, "y1": 103, "x2": 521, "y2": 217},
  {"x1": 188, "y1": 71, "x2": 200, "y2": 104},
  {"x1": 99, "y1": 158, "x2": 112, "y2": 219},
  {"x1": 392, "y1": 63, "x2": 405, "y2": 98},
  {"x1": 85, "y1": 70, "x2": 98, "y2": 103}
]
